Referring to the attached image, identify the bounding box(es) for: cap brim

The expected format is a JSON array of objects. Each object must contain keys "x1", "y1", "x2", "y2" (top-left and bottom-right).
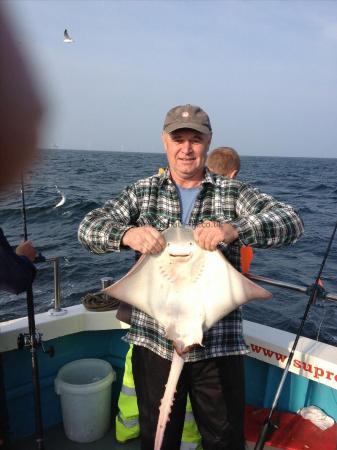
[{"x1": 164, "y1": 123, "x2": 211, "y2": 134}]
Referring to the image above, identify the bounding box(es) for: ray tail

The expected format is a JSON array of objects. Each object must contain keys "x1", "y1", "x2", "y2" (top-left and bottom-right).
[{"x1": 154, "y1": 350, "x2": 185, "y2": 450}]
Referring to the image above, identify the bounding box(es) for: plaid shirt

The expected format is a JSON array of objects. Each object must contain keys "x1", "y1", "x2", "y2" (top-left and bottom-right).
[{"x1": 78, "y1": 168, "x2": 304, "y2": 362}]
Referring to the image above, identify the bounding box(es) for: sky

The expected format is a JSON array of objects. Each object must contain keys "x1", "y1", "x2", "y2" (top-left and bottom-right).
[{"x1": 4, "y1": 0, "x2": 337, "y2": 157}]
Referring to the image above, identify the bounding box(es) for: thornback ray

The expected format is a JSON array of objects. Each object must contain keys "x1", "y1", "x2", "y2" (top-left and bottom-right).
[{"x1": 104, "y1": 225, "x2": 272, "y2": 450}]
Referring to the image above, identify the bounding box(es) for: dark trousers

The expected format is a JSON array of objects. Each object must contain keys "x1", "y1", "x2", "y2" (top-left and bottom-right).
[{"x1": 132, "y1": 345, "x2": 245, "y2": 450}]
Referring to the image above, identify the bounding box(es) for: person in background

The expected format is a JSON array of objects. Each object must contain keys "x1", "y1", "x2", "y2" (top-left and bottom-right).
[
  {"x1": 0, "y1": 234, "x2": 37, "y2": 450},
  {"x1": 207, "y1": 147, "x2": 254, "y2": 274},
  {"x1": 0, "y1": 1, "x2": 41, "y2": 308},
  {"x1": 79, "y1": 104, "x2": 304, "y2": 450},
  {"x1": 0, "y1": 236, "x2": 36, "y2": 294},
  {"x1": 0, "y1": 5, "x2": 42, "y2": 448},
  {"x1": 207, "y1": 146, "x2": 240, "y2": 179}
]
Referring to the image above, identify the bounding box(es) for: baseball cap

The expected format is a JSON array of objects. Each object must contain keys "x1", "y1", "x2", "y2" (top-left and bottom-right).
[{"x1": 163, "y1": 104, "x2": 212, "y2": 134}]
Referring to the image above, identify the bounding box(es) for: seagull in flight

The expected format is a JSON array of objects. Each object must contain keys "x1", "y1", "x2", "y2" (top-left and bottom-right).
[{"x1": 64, "y1": 29, "x2": 73, "y2": 43}]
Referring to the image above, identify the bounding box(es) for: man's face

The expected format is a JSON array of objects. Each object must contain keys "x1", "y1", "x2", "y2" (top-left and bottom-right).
[{"x1": 162, "y1": 129, "x2": 212, "y2": 182}]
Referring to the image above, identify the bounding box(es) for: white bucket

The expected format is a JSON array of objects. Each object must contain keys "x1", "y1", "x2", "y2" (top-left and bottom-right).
[{"x1": 55, "y1": 358, "x2": 115, "y2": 443}]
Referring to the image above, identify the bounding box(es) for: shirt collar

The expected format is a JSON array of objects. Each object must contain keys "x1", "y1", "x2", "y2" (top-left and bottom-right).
[
  {"x1": 158, "y1": 167, "x2": 216, "y2": 187},
  {"x1": 203, "y1": 167, "x2": 217, "y2": 185}
]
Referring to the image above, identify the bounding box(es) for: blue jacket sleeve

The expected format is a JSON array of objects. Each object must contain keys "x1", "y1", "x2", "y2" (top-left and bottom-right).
[{"x1": 0, "y1": 228, "x2": 36, "y2": 295}]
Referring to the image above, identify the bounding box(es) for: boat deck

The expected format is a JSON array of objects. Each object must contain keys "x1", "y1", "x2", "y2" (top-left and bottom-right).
[
  {"x1": 4, "y1": 311, "x2": 336, "y2": 450},
  {"x1": 12, "y1": 423, "x2": 140, "y2": 450},
  {"x1": 11, "y1": 424, "x2": 273, "y2": 450}
]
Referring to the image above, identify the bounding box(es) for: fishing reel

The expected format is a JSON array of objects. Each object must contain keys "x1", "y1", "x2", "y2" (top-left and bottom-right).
[
  {"x1": 17, "y1": 331, "x2": 55, "y2": 357},
  {"x1": 306, "y1": 283, "x2": 326, "y2": 305},
  {"x1": 34, "y1": 252, "x2": 47, "y2": 263}
]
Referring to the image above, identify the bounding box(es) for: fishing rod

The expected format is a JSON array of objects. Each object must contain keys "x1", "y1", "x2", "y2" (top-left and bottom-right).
[
  {"x1": 17, "y1": 175, "x2": 46, "y2": 450},
  {"x1": 254, "y1": 220, "x2": 337, "y2": 450}
]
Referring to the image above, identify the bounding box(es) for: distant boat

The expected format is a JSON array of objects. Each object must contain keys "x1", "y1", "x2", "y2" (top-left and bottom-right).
[{"x1": 63, "y1": 29, "x2": 73, "y2": 43}]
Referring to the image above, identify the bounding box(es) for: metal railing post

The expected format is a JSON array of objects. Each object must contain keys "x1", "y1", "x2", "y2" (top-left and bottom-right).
[{"x1": 48, "y1": 256, "x2": 67, "y2": 316}]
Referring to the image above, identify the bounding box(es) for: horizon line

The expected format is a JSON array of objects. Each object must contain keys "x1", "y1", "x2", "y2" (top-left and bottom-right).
[{"x1": 39, "y1": 148, "x2": 337, "y2": 160}]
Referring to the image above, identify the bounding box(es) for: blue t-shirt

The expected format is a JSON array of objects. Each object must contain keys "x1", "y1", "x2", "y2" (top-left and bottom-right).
[{"x1": 176, "y1": 184, "x2": 201, "y2": 225}]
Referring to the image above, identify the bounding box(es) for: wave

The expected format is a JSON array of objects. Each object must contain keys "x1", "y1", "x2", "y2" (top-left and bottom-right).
[{"x1": 308, "y1": 184, "x2": 331, "y2": 192}]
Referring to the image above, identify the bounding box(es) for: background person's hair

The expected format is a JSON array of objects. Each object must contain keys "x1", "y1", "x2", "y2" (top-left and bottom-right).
[{"x1": 207, "y1": 147, "x2": 240, "y2": 176}]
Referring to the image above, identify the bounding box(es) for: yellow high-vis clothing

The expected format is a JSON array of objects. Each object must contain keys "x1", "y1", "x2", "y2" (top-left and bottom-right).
[
  {"x1": 115, "y1": 345, "x2": 203, "y2": 449},
  {"x1": 115, "y1": 345, "x2": 140, "y2": 442}
]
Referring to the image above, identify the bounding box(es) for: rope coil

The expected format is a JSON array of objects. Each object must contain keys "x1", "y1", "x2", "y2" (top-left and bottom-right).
[{"x1": 82, "y1": 292, "x2": 120, "y2": 311}]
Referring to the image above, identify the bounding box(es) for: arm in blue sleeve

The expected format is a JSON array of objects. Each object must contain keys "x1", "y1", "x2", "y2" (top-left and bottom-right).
[{"x1": 0, "y1": 228, "x2": 36, "y2": 294}]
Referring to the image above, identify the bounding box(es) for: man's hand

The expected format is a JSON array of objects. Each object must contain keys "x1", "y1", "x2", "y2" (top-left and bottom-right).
[
  {"x1": 194, "y1": 220, "x2": 239, "y2": 251},
  {"x1": 15, "y1": 240, "x2": 36, "y2": 262},
  {"x1": 122, "y1": 226, "x2": 166, "y2": 254}
]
